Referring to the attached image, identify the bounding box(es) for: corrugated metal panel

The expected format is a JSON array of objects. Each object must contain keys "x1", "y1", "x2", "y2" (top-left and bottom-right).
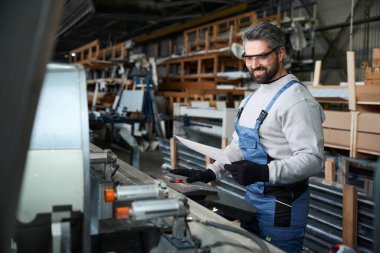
[
  {"x1": 159, "y1": 38, "x2": 170, "y2": 57},
  {"x1": 314, "y1": 0, "x2": 380, "y2": 83},
  {"x1": 317, "y1": 0, "x2": 352, "y2": 26},
  {"x1": 351, "y1": 0, "x2": 380, "y2": 68}
]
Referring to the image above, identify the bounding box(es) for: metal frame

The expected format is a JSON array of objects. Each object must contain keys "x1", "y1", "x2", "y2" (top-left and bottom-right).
[
  {"x1": 0, "y1": 0, "x2": 64, "y2": 251},
  {"x1": 374, "y1": 160, "x2": 380, "y2": 253}
]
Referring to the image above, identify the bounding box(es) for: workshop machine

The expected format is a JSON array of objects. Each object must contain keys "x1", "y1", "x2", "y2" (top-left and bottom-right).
[
  {"x1": 14, "y1": 64, "x2": 90, "y2": 253},
  {"x1": 88, "y1": 145, "x2": 198, "y2": 253},
  {"x1": 102, "y1": 183, "x2": 197, "y2": 253},
  {"x1": 89, "y1": 145, "x2": 274, "y2": 253},
  {"x1": 12, "y1": 63, "x2": 277, "y2": 253}
]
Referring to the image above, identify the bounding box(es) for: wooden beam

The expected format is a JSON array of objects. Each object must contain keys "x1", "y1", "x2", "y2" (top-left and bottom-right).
[
  {"x1": 197, "y1": 58, "x2": 201, "y2": 82},
  {"x1": 205, "y1": 30, "x2": 209, "y2": 53},
  {"x1": 213, "y1": 24, "x2": 218, "y2": 45},
  {"x1": 228, "y1": 25, "x2": 234, "y2": 48},
  {"x1": 170, "y1": 138, "x2": 177, "y2": 170},
  {"x1": 180, "y1": 61, "x2": 184, "y2": 82},
  {"x1": 342, "y1": 184, "x2": 358, "y2": 249},
  {"x1": 313, "y1": 60, "x2": 322, "y2": 86},
  {"x1": 325, "y1": 159, "x2": 335, "y2": 182},
  {"x1": 184, "y1": 32, "x2": 188, "y2": 55},
  {"x1": 350, "y1": 111, "x2": 359, "y2": 158},
  {"x1": 213, "y1": 55, "x2": 218, "y2": 75},
  {"x1": 372, "y1": 48, "x2": 380, "y2": 67},
  {"x1": 347, "y1": 51, "x2": 356, "y2": 111}
]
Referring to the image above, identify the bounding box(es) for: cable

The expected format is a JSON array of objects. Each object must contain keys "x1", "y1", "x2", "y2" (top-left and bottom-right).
[
  {"x1": 110, "y1": 164, "x2": 120, "y2": 179},
  {"x1": 194, "y1": 219, "x2": 270, "y2": 253},
  {"x1": 199, "y1": 241, "x2": 253, "y2": 252}
]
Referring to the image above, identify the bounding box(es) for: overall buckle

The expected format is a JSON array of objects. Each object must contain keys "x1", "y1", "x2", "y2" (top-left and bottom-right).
[{"x1": 257, "y1": 110, "x2": 268, "y2": 123}]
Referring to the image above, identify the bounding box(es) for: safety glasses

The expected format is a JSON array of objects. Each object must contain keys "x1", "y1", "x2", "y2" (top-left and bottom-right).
[{"x1": 241, "y1": 47, "x2": 279, "y2": 63}]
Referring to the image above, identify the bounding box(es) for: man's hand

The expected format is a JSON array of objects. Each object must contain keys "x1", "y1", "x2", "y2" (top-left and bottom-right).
[
  {"x1": 224, "y1": 160, "x2": 269, "y2": 186},
  {"x1": 171, "y1": 169, "x2": 216, "y2": 183}
]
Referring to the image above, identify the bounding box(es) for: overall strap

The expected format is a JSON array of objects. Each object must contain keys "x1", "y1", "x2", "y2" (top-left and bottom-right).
[
  {"x1": 235, "y1": 90, "x2": 256, "y2": 126},
  {"x1": 243, "y1": 91, "x2": 256, "y2": 107},
  {"x1": 255, "y1": 80, "x2": 301, "y2": 128}
]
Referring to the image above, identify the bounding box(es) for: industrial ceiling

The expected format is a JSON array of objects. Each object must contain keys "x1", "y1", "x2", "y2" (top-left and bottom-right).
[{"x1": 54, "y1": 0, "x2": 271, "y2": 61}]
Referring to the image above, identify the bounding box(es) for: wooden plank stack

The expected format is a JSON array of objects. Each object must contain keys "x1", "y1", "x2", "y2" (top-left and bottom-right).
[
  {"x1": 312, "y1": 50, "x2": 380, "y2": 158},
  {"x1": 364, "y1": 48, "x2": 380, "y2": 85}
]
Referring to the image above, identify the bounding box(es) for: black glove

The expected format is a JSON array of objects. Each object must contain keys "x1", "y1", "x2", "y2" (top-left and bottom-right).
[
  {"x1": 224, "y1": 160, "x2": 269, "y2": 186},
  {"x1": 171, "y1": 169, "x2": 216, "y2": 183}
]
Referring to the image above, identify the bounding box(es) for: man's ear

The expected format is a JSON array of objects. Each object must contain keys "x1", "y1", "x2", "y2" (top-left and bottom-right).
[{"x1": 278, "y1": 47, "x2": 286, "y2": 62}]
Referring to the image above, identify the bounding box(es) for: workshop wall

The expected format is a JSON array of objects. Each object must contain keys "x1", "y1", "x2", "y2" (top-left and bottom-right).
[{"x1": 315, "y1": 0, "x2": 380, "y2": 84}]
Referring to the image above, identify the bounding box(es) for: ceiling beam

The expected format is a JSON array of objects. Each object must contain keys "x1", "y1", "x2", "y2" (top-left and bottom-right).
[
  {"x1": 134, "y1": 2, "x2": 248, "y2": 43},
  {"x1": 97, "y1": 12, "x2": 162, "y2": 21},
  {"x1": 199, "y1": 0, "x2": 236, "y2": 3},
  {"x1": 158, "y1": 0, "x2": 194, "y2": 8},
  {"x1": 317, "y1": 15, "x2": 380, "y2": 31},
  {"x1": 162, "y1": 14, "x2": 203, "y2": 22}
]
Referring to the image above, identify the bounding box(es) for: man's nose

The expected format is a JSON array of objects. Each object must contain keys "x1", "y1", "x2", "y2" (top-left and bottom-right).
[{"x1": 247, "y1": 59, "x2": 261, "y2": 68}]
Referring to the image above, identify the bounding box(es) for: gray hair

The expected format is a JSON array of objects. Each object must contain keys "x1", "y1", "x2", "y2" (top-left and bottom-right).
[{"x1": 242, "y1": 22, "x2": 285, "y2": 49}]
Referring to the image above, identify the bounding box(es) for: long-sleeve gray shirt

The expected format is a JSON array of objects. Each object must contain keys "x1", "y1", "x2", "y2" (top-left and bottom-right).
[{"x1": 208, "y1": 74, "x2": 325, "y2": 184}]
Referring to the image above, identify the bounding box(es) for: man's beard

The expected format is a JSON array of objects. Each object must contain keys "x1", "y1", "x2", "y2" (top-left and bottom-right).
[{"x1": 251, "y1": 58, "x2": 280, "y2": 84}]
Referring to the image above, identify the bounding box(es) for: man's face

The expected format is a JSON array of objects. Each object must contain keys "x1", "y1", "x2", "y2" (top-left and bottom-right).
[{"x1": 243, "y1": 40, "x2": 284, "y2": 84}]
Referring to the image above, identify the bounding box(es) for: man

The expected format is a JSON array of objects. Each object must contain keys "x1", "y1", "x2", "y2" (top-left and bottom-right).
[{"x1": 172, "y1": 22, "x2": 325, "y2": 253}]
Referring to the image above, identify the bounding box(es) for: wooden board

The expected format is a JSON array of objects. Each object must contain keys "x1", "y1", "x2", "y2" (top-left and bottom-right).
[
  {"x1": 323, "y1": 111, "x2": 351, "y2": 130},
  {"x1": 373, "y1": 48, "x2": 380, "y2": 67},
  {"x1": 342, "y1": 185, "x2": 357, "y2": 249},
  {"x1": 357, "y1": 112, "x2": 380, "y2": 133},
  {"x1": 356, "y1": 132, "x2": 380, "y2": 154},
  {"x1": 323, "y1": 128, "x2": 351, "y2": 148},
  {"x1": 347, "y1": 51, "x2": 356, "y2": 111},
  {"x1": 356, "y1": 85, "x2": 380, "y2": 103},
  {"x1": 324, "y1": 159, "x2": 336, "y2": 182},
  {"x1": 313, "y1": 60, "x2": 322, "y2": 86}
]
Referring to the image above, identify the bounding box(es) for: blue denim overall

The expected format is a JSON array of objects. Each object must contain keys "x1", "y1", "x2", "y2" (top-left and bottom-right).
[{"x1": 236, "y1": 80, "x2": 310, "y2": 253}]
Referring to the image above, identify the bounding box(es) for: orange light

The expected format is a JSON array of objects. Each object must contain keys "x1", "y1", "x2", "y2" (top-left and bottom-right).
[
  {"x1": 115, "y1": 207, "x2": 130, "y2": 219},
  {"x1": 104, "y1": 189, "x2": 116, "y2": 202}
]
